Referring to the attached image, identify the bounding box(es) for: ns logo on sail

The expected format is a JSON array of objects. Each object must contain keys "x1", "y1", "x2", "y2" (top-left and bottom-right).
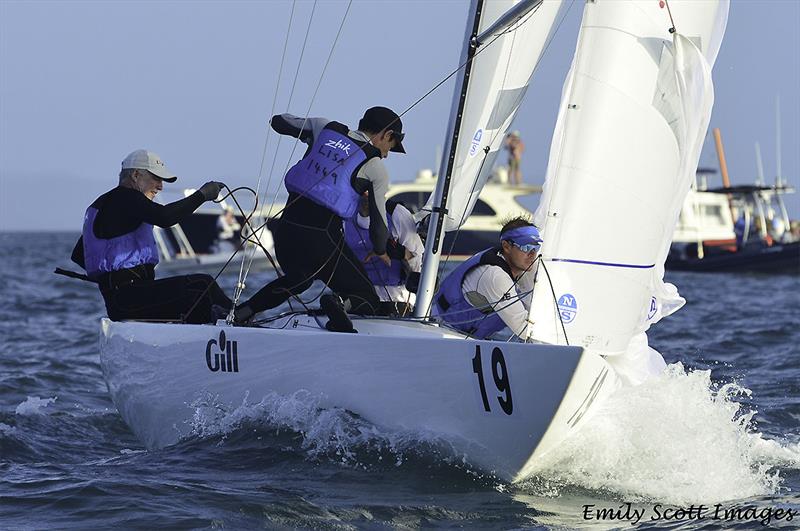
[{"x1": 205, "y1": 330, "x2": 239, "y2": 373}]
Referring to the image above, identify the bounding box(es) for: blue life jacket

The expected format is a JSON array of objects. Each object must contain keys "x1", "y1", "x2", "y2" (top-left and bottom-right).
[
  {"x1": 284, "y1": 122, "x2": 380, "y2": 218},
  {"x1": 433, "y1": 247, "x2": 514, "y2": 339},
  {"x1": 344, "y1": 202, "x2": 403, "y2": 286},
  {"x1": 82, "y1": 206, "x2": 159, "y2": 278}
]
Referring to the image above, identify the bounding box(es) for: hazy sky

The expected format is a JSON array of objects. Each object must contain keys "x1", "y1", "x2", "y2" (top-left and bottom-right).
[{"x1": 1, "y1": 0, "x2": 798, "y2": 230}]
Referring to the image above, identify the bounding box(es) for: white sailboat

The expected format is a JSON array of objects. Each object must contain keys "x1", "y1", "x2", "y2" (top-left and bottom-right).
[{"x1": 99, "y1": 0, "x2": 727, "y2": 482}]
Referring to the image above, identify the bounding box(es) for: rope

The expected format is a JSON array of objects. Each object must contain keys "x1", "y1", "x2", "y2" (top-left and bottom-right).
[
  {"x1": 232, "y1": 0, "x2": 298, "y2": 303},
  {"x1": 228, "y1": 0, "x2": 575, "y2": 323},
  {"x1": 238, "y1": 0, "x2": 353, "y2": 299},
  {"x1": 536, "y1": 258, "x2": 570, "y2": 345}
]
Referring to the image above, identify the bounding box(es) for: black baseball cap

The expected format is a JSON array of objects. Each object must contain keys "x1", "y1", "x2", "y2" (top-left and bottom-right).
[{"x1": 359, "y1": 106, "x2": 406, "y2": 153}]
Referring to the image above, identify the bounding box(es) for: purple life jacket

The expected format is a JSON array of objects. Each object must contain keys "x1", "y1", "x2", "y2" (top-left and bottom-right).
[
  {"x1": 344, "y1": 206, "x2": 403, "y2": 286},
  {"x1": 284, "y1": 122, "x2": 380, "y2": 218},
  {"x1": 82, "y1": 206, "x2": 159, "y2": 278},
  {"x1": 433, "y1": 247, "x2": 513, "y2": 339}
]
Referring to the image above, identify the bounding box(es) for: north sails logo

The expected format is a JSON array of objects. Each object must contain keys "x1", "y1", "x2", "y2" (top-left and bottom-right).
[
  {"x1": 205, "y1": 330, "x2": 239, "y2": 373},
  {"x1": 324, "y1": 138, "x2": 352, "y2": 155}
]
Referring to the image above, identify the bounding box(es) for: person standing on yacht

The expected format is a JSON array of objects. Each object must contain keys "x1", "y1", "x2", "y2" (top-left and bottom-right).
[
  {"x1": 344, "y1": 194, "x2": 423, "y2": 313},
  {"x1": 504, "y1": 131, "x2": 525, "y2": 186},
  {"x1": 70, "y1": 149, "x2": 232, "y2": 323},
  {"x1": 213, "y1": 206, "x2": 241, "y2": 253},
  {"x1": 432, "y1": 217, "x2": 540, "y2": 339},
  {"x1": 234, "y1": 107, "x2": 407, "y2": 330}
]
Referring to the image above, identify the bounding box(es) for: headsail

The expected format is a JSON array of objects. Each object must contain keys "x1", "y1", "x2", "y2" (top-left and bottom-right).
[{"x1": 528, "y1": 0, "x2": 729, "y2": 363}]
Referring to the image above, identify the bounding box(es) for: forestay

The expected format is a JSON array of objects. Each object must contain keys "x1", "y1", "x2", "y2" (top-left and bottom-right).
[
  {"x1": 423, "y1": 0, "x2": 566, "y2": 231},
  {"x1": 528, "y1": 0, "x2": 729, "y2": 368}
]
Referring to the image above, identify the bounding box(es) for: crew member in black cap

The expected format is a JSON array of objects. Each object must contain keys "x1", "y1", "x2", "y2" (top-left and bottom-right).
[{"x1": 235, "y1": 107, "x2": 406, "y2": 330}]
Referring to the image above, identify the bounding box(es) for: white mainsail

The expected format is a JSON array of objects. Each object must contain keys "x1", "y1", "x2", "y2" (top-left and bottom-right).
[
  {"x1": 415, "y1": 0, "x2": 567, "y2": 316},
  {"x1": 529, "y1": 0, "x2": 729, "y2": 372},
  {"x1": 422, "y1": 0, "x2": 567, "y2": 231}
]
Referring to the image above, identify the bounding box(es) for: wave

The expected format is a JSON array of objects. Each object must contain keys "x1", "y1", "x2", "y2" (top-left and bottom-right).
[
  {"x1": 182, "y1": 389, "x2": 499, "y2": 484},
  {"x1": 517, "y1": 363, "x2": 800, "y2": 505}
]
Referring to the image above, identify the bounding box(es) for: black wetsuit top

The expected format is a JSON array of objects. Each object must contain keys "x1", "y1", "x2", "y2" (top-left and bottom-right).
[
  {"x1": 69, "y1": 186, "x2": 229, "y2": 323},
  {"x1": 71, "y1": 186, "x2": 205, "y2": 275}
]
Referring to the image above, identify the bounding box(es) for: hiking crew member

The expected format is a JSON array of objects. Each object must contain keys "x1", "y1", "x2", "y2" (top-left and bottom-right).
[
  {"x1": 235, "y1": 107, "x2": 406, "y2": 330},
  {"x1": 70, "y1": 149, "x2": 231, "y2": 324},
  {"x1": 433, "y1": 218, "x2": 541, "y2": 339},
  {"x1": 344, "y1": 196, "x2": 423, "y2": 307}
]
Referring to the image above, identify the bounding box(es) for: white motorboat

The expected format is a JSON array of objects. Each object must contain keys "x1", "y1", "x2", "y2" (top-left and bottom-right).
[
  {"x1": 99, "y1": 0, "x2": 729, "y2": 482},
  {"x1": 153, "y1": 199, "x2": 275, "y2": 274}
]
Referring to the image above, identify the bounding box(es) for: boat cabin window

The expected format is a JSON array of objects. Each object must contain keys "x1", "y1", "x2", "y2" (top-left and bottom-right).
[
  {"x1": 388, "y1": 191, "x2": 430, "y2": 213},
  {"x1": 702, "y1": 204, "x2": 723, "y2": 221},
  {"x1": 471, "y1": 199, "x2": 496, "y2": 216}
]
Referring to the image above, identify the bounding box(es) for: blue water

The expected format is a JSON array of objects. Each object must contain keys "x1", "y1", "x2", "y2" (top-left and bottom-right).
[{"x1": 1, "y1": 232, "x2": 798, "y2": 529}]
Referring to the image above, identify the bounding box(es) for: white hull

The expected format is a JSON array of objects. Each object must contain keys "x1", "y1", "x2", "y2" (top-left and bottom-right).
[{"x1": 100, "y1": 316, "x2": 615, "y2": 482}]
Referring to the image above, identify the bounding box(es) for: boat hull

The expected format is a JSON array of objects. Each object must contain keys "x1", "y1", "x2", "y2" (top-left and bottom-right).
[
  {"x1": 99, "y1": 318, "x2": 615, "y2": 482},
  {"x1": 666, "y1": 241, "x2": 800, "y2": 273}
]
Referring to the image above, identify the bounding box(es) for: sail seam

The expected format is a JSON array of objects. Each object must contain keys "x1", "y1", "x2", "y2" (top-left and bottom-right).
[{"x1": 550, "y1": 258, "x2": 655, "y2": 269}]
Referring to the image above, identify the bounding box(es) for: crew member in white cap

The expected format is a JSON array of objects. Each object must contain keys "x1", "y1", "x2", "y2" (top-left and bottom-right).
[{"x1": 69, "y1": 149, "x2": 230, "y2": 323}]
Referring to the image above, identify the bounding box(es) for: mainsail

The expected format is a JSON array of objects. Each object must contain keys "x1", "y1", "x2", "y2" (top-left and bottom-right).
[
  {"x1": 423, "y1": 0, "x2": 566, "y2": 231},
  {"x1": 528, "y1": 0, "x2": 729, "y2": 366},
  {"x1": 416, "y1": 0, "x2": 567, "y2": 315}
]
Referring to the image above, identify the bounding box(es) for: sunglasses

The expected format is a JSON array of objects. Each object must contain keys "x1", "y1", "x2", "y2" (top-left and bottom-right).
[
  {"x1": 511, "y1": 241, "x2": 540, "y2": 253},
  {"x1": 390, "y1": 131, "x2": 405, "y2": 143}
]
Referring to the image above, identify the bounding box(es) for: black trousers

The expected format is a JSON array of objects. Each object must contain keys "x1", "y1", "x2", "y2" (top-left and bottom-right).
[
  {"x1": 101, "y1": 274, "x2": 232, "y2": 324},
  {"x1": 241, "y1": 218, "x2": 381, "y2": 315}
]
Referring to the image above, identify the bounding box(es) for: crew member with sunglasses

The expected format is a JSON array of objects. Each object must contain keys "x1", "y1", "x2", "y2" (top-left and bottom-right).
[
  {"x1": 234, "y1": 107, "x2": 406, "y2": 331},
  {"x1": 432, "y1": 217, "x2": 542, "y2": 339}
]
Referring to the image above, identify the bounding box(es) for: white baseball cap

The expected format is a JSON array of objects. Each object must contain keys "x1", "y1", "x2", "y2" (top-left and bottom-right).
[{"x1": 121, "y1": 149, "x2": 177, "y2": 182}]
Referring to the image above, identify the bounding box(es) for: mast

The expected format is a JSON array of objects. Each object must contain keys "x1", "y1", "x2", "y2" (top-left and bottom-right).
[
  {"x1": 776, "y1": 95, "x2": 783, "y2": 187},
  {"x1": 755, "y1": 142, "x2": 764, "y2": 186},
  {"x1": 414, "y1": 0, "x2": 485, "y2": 317},
  {"x1": 772, "y1": 96, "x2": 791, "y2": 237}
]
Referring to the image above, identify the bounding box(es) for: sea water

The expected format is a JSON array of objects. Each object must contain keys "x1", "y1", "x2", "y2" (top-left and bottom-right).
[{"x1": 1, "y1": 232, "x2": 798, "y2": 529}]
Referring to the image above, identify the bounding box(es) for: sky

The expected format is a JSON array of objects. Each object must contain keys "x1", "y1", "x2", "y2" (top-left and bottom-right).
[{"x1": 1, "y1": 0, "x2": 798, "y2": 231}]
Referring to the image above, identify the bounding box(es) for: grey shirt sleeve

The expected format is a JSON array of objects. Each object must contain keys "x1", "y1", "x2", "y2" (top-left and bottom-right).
[
  {"x1": 355, "y1": 157, "x2": 390, "y2": 255},
  {"x1": 271, "y1": 114, "x2": 330, "y2": 145}
]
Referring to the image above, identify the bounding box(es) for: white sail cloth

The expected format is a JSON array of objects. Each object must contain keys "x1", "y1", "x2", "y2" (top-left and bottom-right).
[
  {"x1": 421, "y1": 0, "x2": 566, "y2": 231},
  {"x1": 528, "y1": 0, "x2": 728, "y2": 381}
]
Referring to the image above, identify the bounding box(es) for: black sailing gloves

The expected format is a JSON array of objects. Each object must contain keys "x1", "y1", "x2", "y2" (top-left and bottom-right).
[
  {"x1": 199, "y1": 181, "x2": 226, "y2": 201},
  {"x1": 386, "y1": 238, "x2": 407, "y2": 261}
]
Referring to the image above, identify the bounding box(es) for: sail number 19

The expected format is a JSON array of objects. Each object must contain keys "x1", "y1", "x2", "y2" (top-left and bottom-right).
[{"x1": 471, "y1": 345, "x2": 513, "y2": 415}]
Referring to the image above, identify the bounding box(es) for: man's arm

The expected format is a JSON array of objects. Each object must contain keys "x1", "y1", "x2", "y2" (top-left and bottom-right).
[
  {"x1": 356, "y1": 158, "x2": 390, "y2": 255},
  {"x1": 391, "y1": 204, "x2": 424, "y2": 272},
  {"x1": 124, "y1": 188, "x2": 206, "y2": 229},
  {"x1": 474, "y1": 267, "x2": 532, "y2": 339},
  {"x1": 270, "y1": 114, "x2": 330, "y2": 145}
]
